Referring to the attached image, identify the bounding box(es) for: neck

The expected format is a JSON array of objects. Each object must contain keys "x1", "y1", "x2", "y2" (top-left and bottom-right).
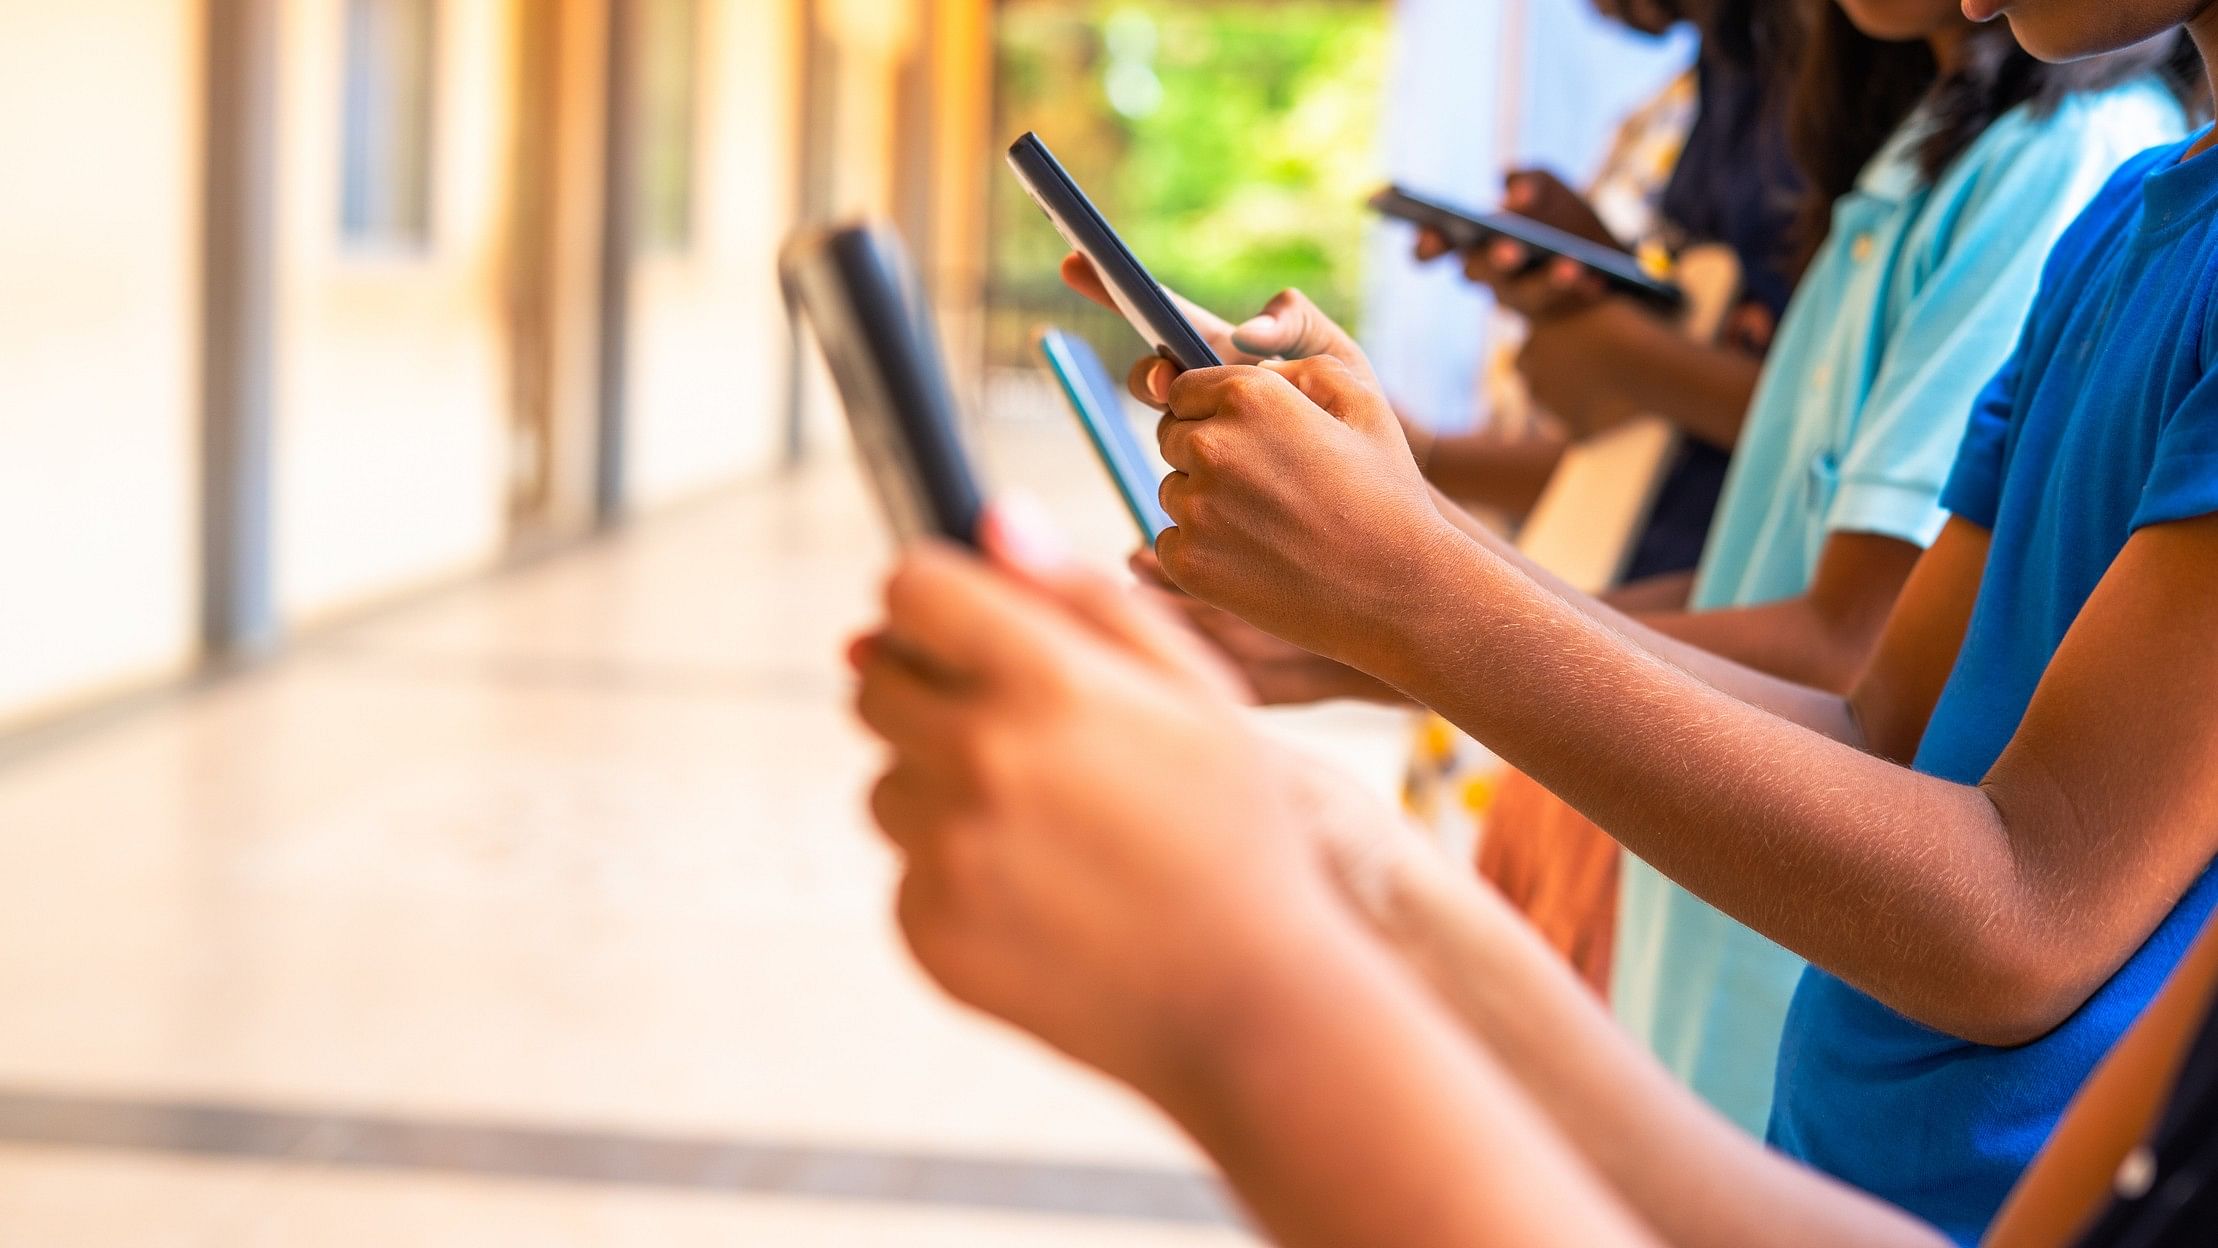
[
  {"x1": 2194, "y1": 4, "x2": 2218, "y2": 120},
  {"x1": 1926, "y1": 24, "x2": 1970, "y2": 76}
]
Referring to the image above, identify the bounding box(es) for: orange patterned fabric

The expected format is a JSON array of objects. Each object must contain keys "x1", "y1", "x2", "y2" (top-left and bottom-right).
[{"x1": 1476, "y1": 768, "x2": 1621, "y2": 997}]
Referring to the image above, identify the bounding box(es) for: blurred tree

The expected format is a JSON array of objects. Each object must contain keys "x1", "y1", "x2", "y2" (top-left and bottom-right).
[{"x1": 987, "y1": 0, "x2": 1387, "y2": 367}]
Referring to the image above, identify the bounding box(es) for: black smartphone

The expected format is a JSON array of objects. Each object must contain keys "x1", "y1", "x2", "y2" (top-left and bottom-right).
[
  {"x1": 1006, "y1": 132, "x2": 1221, "y2": 372},
  {"x1": 1035, "y1": 327, "x2": 1172, "y2": 542},
  {"x1": 1368, "y1": 184, "x2": 1684, "y2": 312},
  {"x1": 779, "y1": 224, "x2": 985, "y2": 547}
]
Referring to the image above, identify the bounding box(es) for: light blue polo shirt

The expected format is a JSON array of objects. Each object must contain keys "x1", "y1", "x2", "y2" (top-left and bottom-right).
[{"x1": 1610, "y1": 79, "x2": 2186, "y2": 1136}]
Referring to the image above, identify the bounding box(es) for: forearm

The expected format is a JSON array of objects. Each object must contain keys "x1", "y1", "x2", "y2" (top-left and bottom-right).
[
  {"x1": 1356, "y1": 528, "x2": 2059, "y2": 1042},
  {"x1": 1599, "y1": 322, "x2": 1760, "y2": 450},
  {"x1": 1359, "y1": 849, "x2": 1945, "y2": 1248},
  {"x1": 1417, "y1": 425, "x2": 1568, "y2": 520},
  {"x1": 1601, "y1": 570, "x2": 1695, "y2": 614},
  {"x1": 1639, "y1": 597, "x2": 1872, "y2": 695},
  {"x1": 1150, "y1": 908, "x2": 1658, "y2": 1248},
  {"x1": 1426, "y1": 488, "x2": 1860, "y2": 744}
]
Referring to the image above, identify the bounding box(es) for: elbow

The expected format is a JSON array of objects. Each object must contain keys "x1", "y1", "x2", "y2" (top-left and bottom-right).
[{"x1": 1904, "y1": 929, "x2": 2112, "y2": 1048}]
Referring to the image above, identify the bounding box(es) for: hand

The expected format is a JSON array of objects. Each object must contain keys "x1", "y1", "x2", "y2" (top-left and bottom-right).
[
  {"x1": 1152, "y1": 356, "x2": 1466, "y2": 670},
  {"x1": 1058, "y1": 253, "x2": 1380, "y2": 407},
  {"x1": 1500, "y1": 169, "x2": 1619, "y2": 248},
  {"x1": 1514, "y1": 298, "x2": 1658, "y2": 437},
  {"x1": 850, "y1": 502, "x2": 1358, "y2": 1091},
  {"x1": 1409, "y1": 169, "x2": 1621, "y2": 320},
  {"x1": 1128, "y1": 548, "x2": 1410, "y2": 708}
]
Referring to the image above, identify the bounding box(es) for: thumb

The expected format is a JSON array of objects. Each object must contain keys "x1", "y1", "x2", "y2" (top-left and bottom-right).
[
  {"x1": 1231, "y1": 289, "x2": 1337, "y2": 360},
  {"x1": 1233, "y1": 290, "x2": 1381, "y2": 391},
  {"x1": 981, "y1": 495, "x2": 1253, "y2": 705}
]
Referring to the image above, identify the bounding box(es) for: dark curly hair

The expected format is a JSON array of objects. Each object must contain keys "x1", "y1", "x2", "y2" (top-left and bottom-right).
[{"x1": 1787, "y1": 5, "x2": 2203, "y2": 264}]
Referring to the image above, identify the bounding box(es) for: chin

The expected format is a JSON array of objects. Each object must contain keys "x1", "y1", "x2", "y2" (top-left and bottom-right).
[{"x1": 2002, "y1": 1, "x2": 2187, "y2": 61}]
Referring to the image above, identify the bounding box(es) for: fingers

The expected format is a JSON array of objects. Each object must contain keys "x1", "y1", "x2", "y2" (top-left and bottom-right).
[
  {"x1": 1463, "y1": 236, "x2": 1535, "y2": 287},
  {"x1": 978, "y1": 497, "x2": 1227, "y2": 689},
  {"x1": 1230, "y1": 288, "x2": 1334, "y2": 360},
  {"x1": 1260, "y1": 356, "x2": 1390, "y2": 433},
  {"x1": 1413, "y1": 226, "x2": 1452, "y2": 261},
  {"x1": 1502, "y1": 170, "x2": 1539, "y2": 213},
  {"x1": 1063, "y1": 251, "x2": 1240, "y2": 359},
  {"x1": 1127, "y1": 546, "x2": 1180, "y2": 594},
  {"x1": 1059, "y1": 252, "x2": 1114, "y2": 311},
  {"x1": 1156, "y1": 358, "x2": 1384, "y2": 446},
  {"x1": 1158, "y1": 468, "x2": 1195, "y2": 529},
  {"x1": 870, "y1": 761, "x2": 946, "y2": 857},
  {"x1": 1476, "y1": 252, "x2": 1605, "y2": 320},
  {"x1": 1161, "y1": 362, "x2": 1301, "y2": 424},
  {"x1": 880, "y1": 542, "x2": 1072, "y2": 694},
  {"x1": 1127, "y1": 353, "x2": 1174, "y2": 409},
  {"x1": 854, "y1": 633, "x2": 969, "y2": 750}
]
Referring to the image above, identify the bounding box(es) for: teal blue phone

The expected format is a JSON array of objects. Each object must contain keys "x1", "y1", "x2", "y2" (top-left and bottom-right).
[{"x1": 1035, "y1": 327, "x2": 1173, "y2": 542}]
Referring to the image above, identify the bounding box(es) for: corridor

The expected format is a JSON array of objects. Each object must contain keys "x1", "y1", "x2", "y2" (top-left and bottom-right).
[{"x1": 0, "y1": 422, "x2": 1407, "y2": 1245}]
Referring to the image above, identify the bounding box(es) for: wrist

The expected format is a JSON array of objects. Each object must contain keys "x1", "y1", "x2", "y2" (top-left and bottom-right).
[
  {"x1": 1128, "y1": 890, "x2": 1378, "y2": 1110},
  {"x1": 1345, "y1": 519, "x2": 1498, "y2": 691}
]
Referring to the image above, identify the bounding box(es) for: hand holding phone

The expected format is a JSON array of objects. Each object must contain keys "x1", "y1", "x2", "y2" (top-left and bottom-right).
[
  {"x1": 1370, "y1": 184, "x2": 1683, "y2": 313},
  {"x1": 1057, "y1": 254, "x2": 1385, "y2": 403},
  {"x1": 1007, "y1": 133, "x2": 1221, "y2": 372}
]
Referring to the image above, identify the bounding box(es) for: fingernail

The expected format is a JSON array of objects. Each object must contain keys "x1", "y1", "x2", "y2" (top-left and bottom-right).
[
  {"x1": 988, "y1": 492, "x2": 1069, "y2": 573},
  {"x1": 1149, "y1": 361, "x2": 1171, "y2": 403}
]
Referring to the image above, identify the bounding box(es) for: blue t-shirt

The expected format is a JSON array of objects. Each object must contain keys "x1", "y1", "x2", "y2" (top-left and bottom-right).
[
  {"x1": 1770, "y1": 132, "x2": 2218, "y2": 1245},
  {"x1": 1615, "y1": 80, "x2": 2184, "y2": 1138}
]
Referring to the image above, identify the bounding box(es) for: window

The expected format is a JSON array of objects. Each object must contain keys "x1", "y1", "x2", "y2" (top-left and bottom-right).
[
  {"x1": 340, "y1": 0, "x2": 437, "y2": 247},
  {"x1": 636, "y1": 0, "x2": 703, "y2": 253}
]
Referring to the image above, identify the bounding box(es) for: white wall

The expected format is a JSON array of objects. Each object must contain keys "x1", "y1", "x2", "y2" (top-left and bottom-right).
[
  {"x1": 623, "y1": 0, "x2": 805, "y2": 506},
  {"x1": 271, "y1": 0, "x2": 515, "y2": 621},
  {"x1": 0, "y1": 0, "x2": 203, "y2": 727}
]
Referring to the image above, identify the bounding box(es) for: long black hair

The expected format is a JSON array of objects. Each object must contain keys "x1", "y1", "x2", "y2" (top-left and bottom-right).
[{"x1": 1787, "y1": 5, "x2": 2203, "y2": 262}]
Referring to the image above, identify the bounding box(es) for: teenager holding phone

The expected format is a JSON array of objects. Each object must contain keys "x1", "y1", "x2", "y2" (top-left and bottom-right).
[
  {"x1": 1408, "y1": 0, "x2": 1800, "y2": 583},
  {"x1": 1546, "y1": 2, "x2": 2190, "y2": 1137},
  {"x1": 1021, "y1": 1, "x2": 2218, "y2": 1240},
  {"x1": 853, "y1": 499, "x2": 2218, "y2": 1248},
  {"x1": 1084, "y1": 0, "x2": 2194, "y2": 1138}
]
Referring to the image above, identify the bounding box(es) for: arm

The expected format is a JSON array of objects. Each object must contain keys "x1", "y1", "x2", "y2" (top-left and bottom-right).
[
  {"x1": 1157, "y1": 359, "x2": 2218, "y2": 1043},
  {"x1": 1604, "y1": 570, "x2": 1695, "y2": 613},
  {"x1": 1421, "y1": 481, "x2": 1864, "y2": 746},
  {"x1": 1357, "y1": 513, "x2": 2218, "y2": 1042},
  {"x1": 1516, "y1": 298, "x2": 1761, "y2": 448},
  {"x1": 1414, "y1": 420, "x2": 1569, "y2": 520},
  {"x1": 1337, "y1": 836, "x2": 1948, "y2": 1248},
  {"x1": 1985, "y1": 912, "x2": 2218, "y2": 1246},
  {"x1": 1158, "y1": 905, "x2": 1665, "y2": 1248},
  {"x1": 855, "y1": 524, "x2": 1660, "y2": 1248},
  {"x1": 1637, "y1": 532, "x2": 1925, "y2": 694}
]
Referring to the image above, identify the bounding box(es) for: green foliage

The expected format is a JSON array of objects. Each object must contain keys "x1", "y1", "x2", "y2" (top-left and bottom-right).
[{"x1": 989, "y1": 1, "x2": 1386, "y2": 363}]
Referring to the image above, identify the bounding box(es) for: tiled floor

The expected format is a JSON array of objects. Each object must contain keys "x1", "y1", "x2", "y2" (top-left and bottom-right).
[{"x1": 0, "y1": 418, "x2": 1412, "y2": 1244}]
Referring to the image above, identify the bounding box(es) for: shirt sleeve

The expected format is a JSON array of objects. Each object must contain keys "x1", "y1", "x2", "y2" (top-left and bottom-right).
[
  {"x1": 2134, "y1": 353, "x2": 2218, "y2": 531},
  {"x1": 1937, "y1": 352, "x2": 2020, "y2": 530},
  {"x1": 1826, "y1": 116, "x2": 2146, "y2": 548}
]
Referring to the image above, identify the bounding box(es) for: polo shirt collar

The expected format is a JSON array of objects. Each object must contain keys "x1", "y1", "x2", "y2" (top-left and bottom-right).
[{"x1": 2140, "y1": 125, "x2": 2218, "y2": 237}]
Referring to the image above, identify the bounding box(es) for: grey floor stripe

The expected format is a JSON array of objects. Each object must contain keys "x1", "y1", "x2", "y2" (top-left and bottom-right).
[{"x1": 0, "y1": 1088, "x2": 1240, "y2": 1228}]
